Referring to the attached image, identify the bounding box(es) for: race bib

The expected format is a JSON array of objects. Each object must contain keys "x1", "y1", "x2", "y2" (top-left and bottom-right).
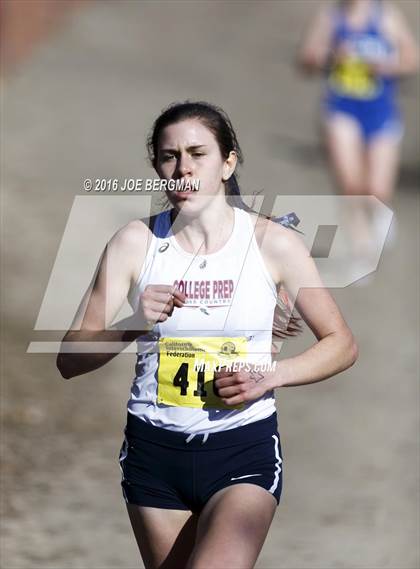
[
  {"x1": 157, "y1": 337, "x2": 248, "y2": 409},
  {"x1": 329, "y1": 57, "x2": 380, "y2": 99}
]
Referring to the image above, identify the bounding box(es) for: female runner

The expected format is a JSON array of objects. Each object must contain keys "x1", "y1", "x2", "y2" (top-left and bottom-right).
[
  {"x1": 299, "y1": 0, "x2": 418, "y2": 256},
  {"x1": 57, "y1": 101, "x2": 358, "y2": 569}
]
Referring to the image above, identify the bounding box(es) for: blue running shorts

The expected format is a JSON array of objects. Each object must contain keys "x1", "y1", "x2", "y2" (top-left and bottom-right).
[
  {"x1": 324, "y1": 94, "x2": 403, "y2": 143},
  {"x1": 119, "y1": 412, "x2": 283, "y2": 513}
]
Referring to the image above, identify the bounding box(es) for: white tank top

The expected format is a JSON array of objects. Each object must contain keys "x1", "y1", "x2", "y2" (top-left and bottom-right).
[{"x1": 126, "y1": 206, "x2": 278, "y2": 434}]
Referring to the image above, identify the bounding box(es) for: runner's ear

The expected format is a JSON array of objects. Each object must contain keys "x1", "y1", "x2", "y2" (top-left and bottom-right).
[{"x1": 222, "y1": 150, "x2": 237, "y2": 182}]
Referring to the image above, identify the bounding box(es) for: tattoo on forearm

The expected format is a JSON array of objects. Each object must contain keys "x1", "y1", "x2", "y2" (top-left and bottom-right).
[{"x1": 250, "y1": 370, "x2": 265, "y2": 383}]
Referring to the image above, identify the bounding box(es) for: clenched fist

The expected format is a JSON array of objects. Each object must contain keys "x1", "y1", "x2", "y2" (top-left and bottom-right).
[{"x1": 138, "y1": 284, "x2": 186, "y2": 328}]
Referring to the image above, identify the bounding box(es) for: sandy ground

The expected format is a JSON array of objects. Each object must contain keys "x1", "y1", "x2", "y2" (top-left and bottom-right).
[{"x1": 1, "y1": 1, "x2": 419, "y2": 568}]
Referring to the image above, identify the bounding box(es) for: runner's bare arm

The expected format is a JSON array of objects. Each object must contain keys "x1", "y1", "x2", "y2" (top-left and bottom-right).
[
  {"x1": 56, "y1": 220, "x2": 152, "y2": 379},
  {"x1": 376, "y1": 3, "x2": 420, "y2": 77},
  {"x1": 265, "y1": 223, "x2": 358, "y2": 388},
  {"x1": 298, "y1": 4, "x2": 333, "y2": 73}
]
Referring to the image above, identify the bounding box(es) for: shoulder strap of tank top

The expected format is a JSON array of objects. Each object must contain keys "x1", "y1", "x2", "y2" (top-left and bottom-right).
[
  {"x1": 241, "y1": 209, "x2": 269, "y2": 258},
  {"x1": 331, "y1": 2, "x2": 346, "y2": 32},
  {"x1": 147, "y1": 209, "x2": 171, "y2": 238},
  {"x1": 241, "y1": 209, "x2": 278, "y2": 296},
  {"x1": 139, "y1": 210, "x2": 171, "y2": 270},
  {"x1": 368, "y1": 0, "x2": 383, "y2": 32}
]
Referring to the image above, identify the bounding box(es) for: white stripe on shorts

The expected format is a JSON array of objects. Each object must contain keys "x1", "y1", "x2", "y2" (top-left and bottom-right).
[
  {"x1": 269, "y1": 434, "x2": 282, "y2": 494},
  {"x1": 119, "y1": 436, "x2": 129, "y2": 503}
]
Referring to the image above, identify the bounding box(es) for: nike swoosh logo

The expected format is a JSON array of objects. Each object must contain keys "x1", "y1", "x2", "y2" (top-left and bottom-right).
[{"x1": 230, "y1": 474, "x2": 263, "y2": 480}]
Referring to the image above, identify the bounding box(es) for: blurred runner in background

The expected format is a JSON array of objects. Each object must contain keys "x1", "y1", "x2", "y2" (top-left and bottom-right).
[{"x1": 299, "y1": 0, "x2": 418, "y2": 260}]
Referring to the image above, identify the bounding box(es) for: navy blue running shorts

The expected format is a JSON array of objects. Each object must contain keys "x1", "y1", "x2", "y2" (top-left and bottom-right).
[{"x1": 118, "y1": 412, "x2": 283, "y2": 513}]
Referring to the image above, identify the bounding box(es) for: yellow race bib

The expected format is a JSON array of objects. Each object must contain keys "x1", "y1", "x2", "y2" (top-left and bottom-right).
[
  {"x1": 329, "y1": 57, "x2": 379, "y2": 99},
  {"x1": 157, "y1": 337, "x2": 248, "y2": 409}
]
